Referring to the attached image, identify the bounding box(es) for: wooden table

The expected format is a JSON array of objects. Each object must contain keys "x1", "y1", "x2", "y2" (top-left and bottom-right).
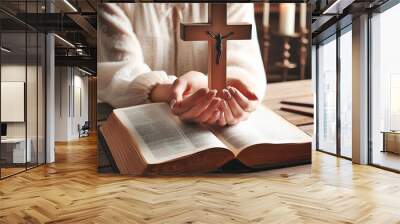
[
  {"x1": 262, "y1": 80, "x2": 313, "y2": 135},
  {"x1": 381, "y1": 131, "x2": 400, "y2": 154}
]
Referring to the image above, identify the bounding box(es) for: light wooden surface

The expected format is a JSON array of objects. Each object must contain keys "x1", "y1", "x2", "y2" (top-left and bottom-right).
[
  {"x1": 1, "y1": 136, "x2": 400, "y2": 223},
  {"x1": 1, "y1": 80, "x2": 400, "y2": 223},
  {"x1": 0, "y1": 167, "x2": 25, "y2": 177},
  {"x1": 263, "y1": 80, "x2": 314, "y2": 135}
]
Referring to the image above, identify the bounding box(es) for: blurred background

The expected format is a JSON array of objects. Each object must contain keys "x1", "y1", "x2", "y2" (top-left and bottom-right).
[{"x1": 254, "y1": 3, "x2": 310, "y2": 83}]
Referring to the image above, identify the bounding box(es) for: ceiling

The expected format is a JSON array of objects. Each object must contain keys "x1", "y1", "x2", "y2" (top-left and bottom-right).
[
  {"x1": 0, "y1": 0, "x2": 97, "y2": 73},
  {"x1": 311, "y1": 0, "x2": 390, "y2": 42}
]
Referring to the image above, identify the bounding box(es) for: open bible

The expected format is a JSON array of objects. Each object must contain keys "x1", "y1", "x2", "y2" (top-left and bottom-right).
[{"x1": 101, "y1": 103, "x2": 311, "y2": 175}]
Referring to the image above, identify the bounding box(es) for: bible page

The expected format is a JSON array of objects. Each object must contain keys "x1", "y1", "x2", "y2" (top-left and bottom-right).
[
  {"x1": 114, "y1": 103, "x2": 227, "y2": 164},
  {"x1": 212, "y1": 106, "x2": 311, "y2": 152}
]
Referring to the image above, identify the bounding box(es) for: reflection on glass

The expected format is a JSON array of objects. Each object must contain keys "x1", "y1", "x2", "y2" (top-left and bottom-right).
[
  {"x1": 340, "y1": 29, "x2": 352, "y2": 158},
  {"x1": 390, "y1": 75, "x2": 400, "y2": 131},
  {"x1": 27, "y1": 31, "x2": 38, "y2": 169},
  {"x1": 0, "y1": 1, "x2": 46, "y2": 179},
  {"x1": 1, "y1": 31, "x2": 27, "y2": 177},
  {"x1": 317, "y1": 36, "x2": 337, "y2": 154},
  {"x1": 371, "y1": 3, "x2": 400, "y2": 171},
  {"x1": 38, "y1": 33, "x2": 46, "y2": 165}
]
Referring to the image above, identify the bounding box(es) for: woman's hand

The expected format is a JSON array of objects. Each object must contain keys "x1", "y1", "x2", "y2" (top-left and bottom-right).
[
  {"x1": 170, "y1": 71, "x2": 208, "y2": 102},
  {"x1": 168, "y1": 71, "x2": 222, "y2": 124},
  {"x1": 150, "y1": 71, "x2": 207, "y2": 103},
  {"x1": 218, "y1": 85, "x2": 259, "y2": 126},
  {"x1": 171, "y1": 89, "x2": 222, "y2": 124},
  {"x1": 150, "y1": 71, "x2": 259, "y2": 126}
]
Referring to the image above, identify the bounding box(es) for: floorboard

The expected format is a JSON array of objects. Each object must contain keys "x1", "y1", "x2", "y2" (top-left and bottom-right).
[
  {"x1": 1, "y1": 136, "x2": 400, "y2": 223},
  {"x1": 1, "y1": 80, "x2": 399, "y2": 223}
]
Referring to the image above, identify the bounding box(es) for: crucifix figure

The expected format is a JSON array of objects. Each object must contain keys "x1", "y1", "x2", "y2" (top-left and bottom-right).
[
  {"x1": 180, "y1": 4, "x2": 252, "y2": 95},
  {"x1": 207, "y1": 31, "x2": 234, "y2": 64}
]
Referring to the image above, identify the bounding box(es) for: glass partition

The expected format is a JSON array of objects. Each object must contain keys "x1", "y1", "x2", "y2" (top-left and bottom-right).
[
  {"x1": 317, "y1": 35, "x2": 337, "y2": 154},
  {"x1": 0, "y1": 0, "x2": 46, "y2": 179},
  {"x1": 370, "y1": 3, "x2": 400, "y2": 171},
  {"x1": 38, "y1": 32, "x2": 45, "y2": 165},
  {"x1": 27, "y1": 30, "x2": 38, "y2": 169},
  {"x1": 339, "y1": 27, "x2": 352, "y2": 158},
  {"x1": 1, "y1": 31, "x2": 28, "y2": 177}
]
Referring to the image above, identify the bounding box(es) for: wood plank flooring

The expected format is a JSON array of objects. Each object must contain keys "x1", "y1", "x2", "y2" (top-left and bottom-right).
[
  {"x1": 1, "y1": 136, "x2": 400, "y2": 223},
  {"x1": 1, "y1": 80, "x2": 400, "y2": 223}
]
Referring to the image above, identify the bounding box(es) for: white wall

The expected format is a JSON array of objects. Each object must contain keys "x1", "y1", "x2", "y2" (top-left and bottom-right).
[
  {"x1": 55, "y1": 66, "x2": 70, "y2": 141},
  {"x1": 1, "y1": 66, "x2": 26, "y2": 136},
  {"x1": 54, "y1": 67, "x2": 89, "y2": 141},
  {"x1": 1, "y1": 82, "x2": 25, "y2": 122},
  {"x1": 70, "y1": 73, "x2": 89, "y2": 139},
  {"x1": 1, "y1": 64, "x2": 47, "y2": 164},
  {"x1": 1, "y1": 65, "x2": 38, "y2": 138}
]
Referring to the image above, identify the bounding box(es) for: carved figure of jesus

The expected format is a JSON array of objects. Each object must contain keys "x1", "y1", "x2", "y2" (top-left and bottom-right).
[
  {"x1": 180, "y1": 4, "x2": 252, "y2": 93},
  {"x1": 207, "y1": 31, "x2": 234, "y2": 64}
]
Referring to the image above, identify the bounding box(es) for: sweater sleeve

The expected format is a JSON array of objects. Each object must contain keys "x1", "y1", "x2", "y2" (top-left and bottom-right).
[
  {"x1": 98, "y1": 3, "x2": 176, "y2": 108},
  {"x1": 227, "y1": 3, "x2": 267, "y2": 100}
]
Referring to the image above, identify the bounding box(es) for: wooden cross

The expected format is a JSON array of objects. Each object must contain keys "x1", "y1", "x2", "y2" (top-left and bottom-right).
[{"x1": 180, "y1": 3, "x2": 252, "y2": 95}]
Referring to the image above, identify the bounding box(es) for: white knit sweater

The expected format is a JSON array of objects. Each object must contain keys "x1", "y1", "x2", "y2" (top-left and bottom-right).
[{"x1": 98, "y1": 3, "x2": 266, "y2": 108}]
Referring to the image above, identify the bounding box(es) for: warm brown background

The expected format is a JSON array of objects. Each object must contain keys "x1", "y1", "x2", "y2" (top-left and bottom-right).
[{"x1": 254, "y1": 3, "x2": 310, "y2": 83}]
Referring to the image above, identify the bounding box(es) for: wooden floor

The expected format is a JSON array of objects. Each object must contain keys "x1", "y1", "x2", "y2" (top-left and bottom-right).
[
  {"x1": 1, "y1": 136, "x2": 400, "y2": 223},
  {"x1": 0, "y1": 167, "x2": 26, "y2": 178},
  {"x1": 1, "y1": 80, "x2": 400, "y2": 223},
  {"x1": 373, "y1": 151, "x2": 400, "y2": 171}
]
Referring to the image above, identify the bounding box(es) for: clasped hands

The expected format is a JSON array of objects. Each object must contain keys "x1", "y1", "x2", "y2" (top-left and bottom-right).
[{"x1": 151, "y1": 71, "x2": 259, "y2": 126}]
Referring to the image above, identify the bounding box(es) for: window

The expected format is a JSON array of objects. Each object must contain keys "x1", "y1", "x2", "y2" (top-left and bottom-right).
[
  {"x1": 317, "y1": 35, "x2": 337, "y2": 154},
  {"x1": 339, "y1": 27, "x2": 352, "y2": 158},
  {"x1": 316, "y1": 24, "x2": 353, "y2": 158},
  {"x1": 370, "y1": 3, "x2": 400, "y2": 171}
]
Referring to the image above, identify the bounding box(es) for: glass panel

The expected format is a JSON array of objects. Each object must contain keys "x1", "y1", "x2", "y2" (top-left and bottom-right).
[
  {"x1": 38, "y1": 32, "x2": 45, "y2": 165},
  {"x1": 339, "y1": 28, "x2": 352, "y2": 158},
  {"x1": 27, "y1": 31, "x2": 38, "y2": 169},
  {"x1": 371, "y1": 4, "x2": 400, "y2": 171},
  {"x1": 0, "y1": 1, "x2": 46, "y2": 179},
  {"x1": 26, "y1": 0, "x2": 39, "y2": 169},
  {"x1": 317, "y1": 36, "x2": 337, "y2": 154},
  {"x1": 1, "y1": 31, "x2": 28, "y2": 177}
]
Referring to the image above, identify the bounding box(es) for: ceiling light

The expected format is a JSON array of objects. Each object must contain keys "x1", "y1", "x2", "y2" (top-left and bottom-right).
[
  {"x1": 63, "y1": 0, "x2": 78, "y2": 12},
  {"x1": 77, "y1": 67, "x2": 93, "y2": 76},
  {"x1": 322, "y1": 0, "x2": 355, "y2": 15},
  {"x1": 76, "y1": 48, "x2": 86, "y2": 55},
  {"x1": 1, "y1": 47, "x2": 11, "y2": 53},
  {"x1": 54, "y1": 34, "x2": 75, "y2": 48}
]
